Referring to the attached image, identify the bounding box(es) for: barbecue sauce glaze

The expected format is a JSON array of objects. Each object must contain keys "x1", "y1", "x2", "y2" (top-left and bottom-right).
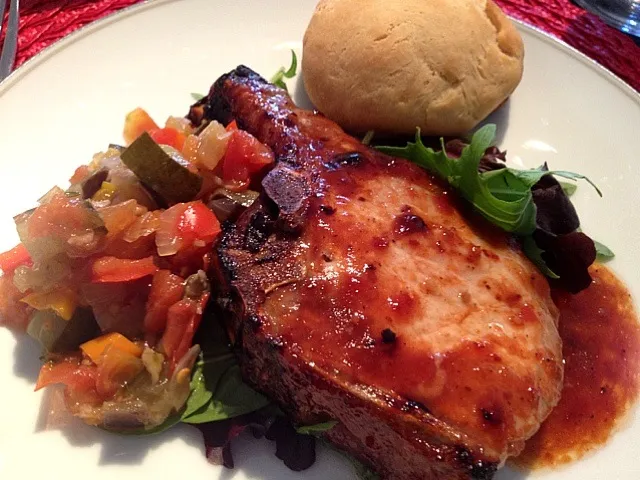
[{"x1": 512, "y1": 265, "x2": 640, "y2": 469}]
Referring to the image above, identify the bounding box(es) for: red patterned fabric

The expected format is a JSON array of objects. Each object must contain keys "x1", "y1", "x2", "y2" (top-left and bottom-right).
[
  {"x1": 496, "y1": 0, "x2": 639, "y2": 91},
  {"x1": 1, "y1": 0, "x2": 639, "y2": 91}
]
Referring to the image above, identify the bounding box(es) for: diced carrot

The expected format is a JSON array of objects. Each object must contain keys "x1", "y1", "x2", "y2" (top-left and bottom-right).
[
  {"x1": 123, "y1": 108, "x2": 160, "y2": 145},
  {"x1": 81, "y1": 332, "x2": 143, "y2": 365}
]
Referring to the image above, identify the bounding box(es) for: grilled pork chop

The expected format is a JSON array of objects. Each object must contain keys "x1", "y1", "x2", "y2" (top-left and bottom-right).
[{"x1": 194, "y1": 67, "x2": 563, "y2": 479}]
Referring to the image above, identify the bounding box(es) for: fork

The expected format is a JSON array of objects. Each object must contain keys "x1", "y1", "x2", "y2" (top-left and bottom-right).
[{"x1": 0, "y1": 0, "x2": 19, "y2": 82}]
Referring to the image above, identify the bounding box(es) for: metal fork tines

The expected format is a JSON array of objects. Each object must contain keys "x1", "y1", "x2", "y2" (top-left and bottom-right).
[{"x1": 0, "y1": 0, "x2": 20, "y2": 82}]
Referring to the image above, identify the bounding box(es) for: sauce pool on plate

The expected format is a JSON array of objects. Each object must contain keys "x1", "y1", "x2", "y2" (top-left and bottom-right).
[{"x1": 512, "y1": 265, "x2": 640, "y2": 469}]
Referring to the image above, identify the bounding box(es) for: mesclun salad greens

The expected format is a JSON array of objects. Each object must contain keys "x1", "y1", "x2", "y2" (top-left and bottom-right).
[
  {"x1": 270, "y1": 50, "x2": 298, "y2": 91},
  {"x1": 378, "y1": 125, "x2": 611, "y2": 293}
]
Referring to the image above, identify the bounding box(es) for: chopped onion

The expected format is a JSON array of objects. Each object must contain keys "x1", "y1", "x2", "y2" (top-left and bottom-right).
[
  {"x1": 141, "y1": 347, "x2": 165, "y2": 385},
  {"x1": 108, "y1": 166, "x2": 158, "y2": 210},
  {"x1": 183, "y1": 121, "x2": 231, "y2": 170},
  {"x1": 123, "y1": 211, "x2": 161, "y2": 243},
  {"x1": 98, "y1": 199, "x2": 143, "y2": 236},
  {"x1": 20, "y1": 236, "x2": 67, "y2": 263},
  {"x1": 155, "y1": 206, "x2": 183, "y2": 257},
  {"x1": 91, "y1": 148, "x2": 122, "y2": 171},
  {"x1": 66, "y1": 230, "x2": 104, "y2": 258},
  {"x1": 172, "y1": 345, "x2": 201, "y2": 383},
  {"x1": 13, "y1": 256, "x2": 71, "y2": 293},
  {"x1": 165, "y1": 116, "x2": 195, "y2": 136}
]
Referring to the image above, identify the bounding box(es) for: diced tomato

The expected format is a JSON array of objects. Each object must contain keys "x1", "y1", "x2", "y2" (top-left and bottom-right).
[
  {"x1": 225, "y1": 120, "x2": 238, "y2": 132},
  {"x1": 222, "y1": 130, "x2": 275, "y2": 188},
  {"x1": 156, "y1": 201, "x2": 221, "y2": 255},
  {"x1": 0, "y1": 275, "x2": 32, "y2": 331},
  {"x1": 161, "y1": 293, "x2": 209, "y2": 371},
  {"x1": 99, "y1": 201, "x2": 156, "y2": 259},
  {"x1": 149, "y1": 127, "x2": 186, "y2": 151},
  {"x1": 101, "y1": 210, "x2": 161, "y2": 260},
  {"x1": 144, "y1": 270, "x2": 185, "y2": 334},
  {"x1": 26, "y1": 193, "x2": 105, "y2": 259},
  {"x1": 27, "y1": 192, "x2": 98, "y2": 240},
  {"x1": 0, "y1": 243, "x2": 32, "y2": 274},
  {"x1": 36, "y1": 360, "x2": 102, "y2": 405},
  {"x1": 123, "y1": 108, "x2": 160, "y2": 145},
  {"x1": 104, "y1": 234, "x2": 157, "y2": 260},
  {"x1": 156, "y1": 201, "x2": 221, "y2": 272},
  {"x1": 91, "y1": 256, "x2": 159, "y2": 283},
  {"x1": 69, "y1": 165, "x2": 91, "y2": 184},
  {"x1": 95, "y1": 345, "x2": 144, "y2": 398},
  {"x1": 173, "y1": 201, "x2": 220, "y2": 243}
]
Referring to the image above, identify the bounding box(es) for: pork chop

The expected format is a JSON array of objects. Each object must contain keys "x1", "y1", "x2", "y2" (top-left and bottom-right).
[{"x1": 192, "y1": 66, "x2": 563, "y2": 480}]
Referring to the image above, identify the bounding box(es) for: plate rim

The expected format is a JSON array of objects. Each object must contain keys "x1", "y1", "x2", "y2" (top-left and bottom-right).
[
  {"x1": 0, "y1": 0, "x2": 638, "y2": 104},
  {"x1": 0, "y1": 2, "x2": 638, "y2": 478}
]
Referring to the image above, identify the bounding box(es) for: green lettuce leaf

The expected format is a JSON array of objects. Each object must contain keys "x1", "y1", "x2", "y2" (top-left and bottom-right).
[
  {"x1": 594, "y1": 240, "x2": 615, "y2": 261},
  {"x1": 296, "y1": 420, "x2": 338, "y2": 435},
  {"x1": 377, "y1": 124, "x2": 607, "y2": 283},
  {"x1": 270, "y1": 50, "x2": 298, "y2": 91},
  {"x1": 181, "y1": 325, "x2": 269, "y2": 425},
  {"x1": 378, "y1": 125, "x2": 600, "y2": 236}
]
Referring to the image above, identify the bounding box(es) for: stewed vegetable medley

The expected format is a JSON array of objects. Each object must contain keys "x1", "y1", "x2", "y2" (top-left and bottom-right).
[{"x1": 0, "y1": 106, "x2": 273, "y2": 430}]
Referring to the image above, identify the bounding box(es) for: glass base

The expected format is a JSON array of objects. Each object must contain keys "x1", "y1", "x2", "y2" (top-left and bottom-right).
[{"x1": 574, "y1": 0, "x2": 640, "y2": 37}]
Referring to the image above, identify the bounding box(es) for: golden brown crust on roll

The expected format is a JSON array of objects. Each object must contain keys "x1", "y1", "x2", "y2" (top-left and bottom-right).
[{"x1": 302, "y1": 0, "x2": 524, "y2": 136}]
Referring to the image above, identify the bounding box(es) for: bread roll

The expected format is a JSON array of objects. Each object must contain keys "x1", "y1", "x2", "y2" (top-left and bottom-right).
[{"x1": 302, "y1": 0, "x2": 524, "y2": 135}]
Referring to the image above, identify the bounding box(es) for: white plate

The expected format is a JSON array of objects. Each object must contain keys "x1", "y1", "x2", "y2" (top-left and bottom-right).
[{"x1": 0, "y1": 1, "x2": 639, "y2": 479}]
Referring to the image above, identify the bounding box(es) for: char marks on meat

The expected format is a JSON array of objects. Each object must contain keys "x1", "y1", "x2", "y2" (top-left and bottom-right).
[{"x1": 195, "y1": 66, "x2": 564, "y2": 480}]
